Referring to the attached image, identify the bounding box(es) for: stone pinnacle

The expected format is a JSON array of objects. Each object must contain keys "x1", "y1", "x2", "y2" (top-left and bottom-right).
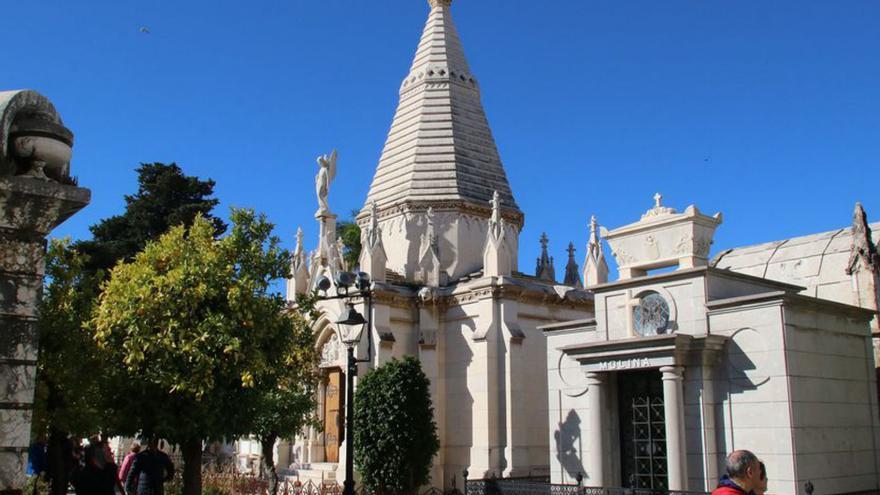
[{"x1": 429, "y1": 0, "x2": 452, "y2": 8}]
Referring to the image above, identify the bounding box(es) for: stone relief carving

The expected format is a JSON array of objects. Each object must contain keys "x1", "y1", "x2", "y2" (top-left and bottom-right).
[
  {"x1": 674, "y1": 234, "x2": 692, "y2": 255},
  {"x1": 694, "y1": 236, "x2": 712, "y2": 257},
  {"x1": 320, "y1": 334, "x2": 341, "y2": 368},
  {"x1": 646, "y1": 234, "x2": 660, "y2": 260}
]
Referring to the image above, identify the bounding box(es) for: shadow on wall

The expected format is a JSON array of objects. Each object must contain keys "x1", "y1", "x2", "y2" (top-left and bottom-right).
[{"x1": 554, "y1": 410, "x2": 585, "y2": 480}]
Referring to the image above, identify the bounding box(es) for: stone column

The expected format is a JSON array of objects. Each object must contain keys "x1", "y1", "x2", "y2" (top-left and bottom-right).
[
  {"x1": 585, "y1": 372, "x2": 605, "y2": 487},
  {"x1": 0, "y1": 90, "x2": 90, "y2": 494},
  {"x1": 661, "y1": 366, "x2": 688, "y2": 490}
]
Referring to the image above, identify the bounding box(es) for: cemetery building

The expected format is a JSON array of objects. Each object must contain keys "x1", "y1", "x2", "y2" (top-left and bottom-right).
[{"x1": 273, "y1": 1, "x2": 880, "y2": 494}]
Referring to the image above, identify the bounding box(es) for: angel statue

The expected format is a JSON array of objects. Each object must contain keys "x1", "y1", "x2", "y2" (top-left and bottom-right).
[{"x1": 315, "y1": 149, "x2": 338, "y2": 216}]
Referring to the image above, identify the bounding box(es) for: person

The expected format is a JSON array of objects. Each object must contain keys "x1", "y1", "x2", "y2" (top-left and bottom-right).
[
  {"x1": 125, "y1": 438, "x2": 175, "y2": 495},
  {"x1": 26, "y1": 436, "x2": 47, "y2": 478},
  {"x1": 754, "y1": 461, "x2": 768, "y2": 495},
  {"x1": 71, "y1": 441, "x2": 107, "y2": 495},
  {"x1": 712, "y1": 450, "x2": 763, "y2": 495},
  {"x1": 119, "y1": 441, "x2": 141, "y2": 486},
  {"x1": 102, "y1": 442, "x2": 126, "y2": 495}
]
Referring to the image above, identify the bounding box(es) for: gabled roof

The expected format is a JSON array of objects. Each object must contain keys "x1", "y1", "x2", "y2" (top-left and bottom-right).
[{"x1": 363, "y1": 0, "x2": 519, "y2": 213}]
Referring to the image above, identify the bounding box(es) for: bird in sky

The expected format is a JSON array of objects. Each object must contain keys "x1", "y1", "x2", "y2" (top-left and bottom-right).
[{"x1": 139, "y1": 26, "x2": 151, "y2": 34}]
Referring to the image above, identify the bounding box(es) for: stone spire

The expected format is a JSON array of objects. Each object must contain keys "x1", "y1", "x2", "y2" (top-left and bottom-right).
[
  {"x1": 536, "y1": 233, "x2": 556, "y2": 282},
  {"x1": 483, "y1": 190, "x2": 514, "y2": 277},
  {"x1": 360, "y1": 202, "x2": 387, "y2": 283},
  {"x1": 359, "y1": 0, "x2": 521, "y2": 284},
  {"x1": 563, "y1": 242, "x2": 582, "y2": 288},
  {"x1": 287, "y1": 227, "x2": 310, "y2": 300},
  {"x1": 583, "y1": 215, "x2": 609, "y2": 287}
]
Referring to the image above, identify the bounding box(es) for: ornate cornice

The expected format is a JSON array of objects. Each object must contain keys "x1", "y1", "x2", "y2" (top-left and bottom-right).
[{"x1": 357, "y1": 199, "x2": 524, "y2": 230}]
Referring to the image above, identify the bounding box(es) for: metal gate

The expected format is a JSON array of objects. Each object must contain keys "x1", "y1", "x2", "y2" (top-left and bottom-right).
[{"x1": 618, "y1": 370, "x2": 667, "y2": 490}]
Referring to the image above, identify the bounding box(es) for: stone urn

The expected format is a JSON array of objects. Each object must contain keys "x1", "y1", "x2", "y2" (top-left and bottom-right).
[{"x1": 9, "y1": 117, "x2": 73, "y2": 182}]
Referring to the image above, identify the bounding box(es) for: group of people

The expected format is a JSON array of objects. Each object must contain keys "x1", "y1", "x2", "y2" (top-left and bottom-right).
[
  {"x1": 28, "y1": 436, "x2": 176, "y2": 495},
  {"x1": 712, "y1": 450, "x2": 769, "y2": 495}
]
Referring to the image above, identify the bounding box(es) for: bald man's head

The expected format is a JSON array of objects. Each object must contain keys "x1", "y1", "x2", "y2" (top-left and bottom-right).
[{"x1": 726, "y1": 450, "x2": 761, "y2": 491}]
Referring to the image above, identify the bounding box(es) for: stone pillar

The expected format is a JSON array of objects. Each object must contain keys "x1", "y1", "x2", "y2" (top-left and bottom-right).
[
  {"x1": 585, "y1": 372, "x2": 605, "y2": 487},
  {"x1": 699, "y1": 364, "x2": 719, "y2": 490},
  {"x1": 0, "y1": 89, "x2": 90, "y2": 494},
  {"x1": 661, "y1": 366, "x2": 688, "y2": 491}
]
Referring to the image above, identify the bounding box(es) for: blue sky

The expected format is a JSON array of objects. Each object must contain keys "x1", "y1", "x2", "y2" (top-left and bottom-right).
[{"x1": 4, "y1": 0, "x2": 878, "y2": 280}]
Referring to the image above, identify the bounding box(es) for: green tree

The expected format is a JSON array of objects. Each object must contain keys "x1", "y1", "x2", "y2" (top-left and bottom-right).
[
  {"x1": 32, "y1": 240, "x2": 105, "y2": 495},
  {"x1": 337, "y1": 210, "x2": 362, "y2": 270},
  {"x1": 249, "y1": 294, "x2": 320, "y2": 495},
  {"x1": 354, "y1": 356, "x2": 439, "y2": 495},
  {"x1": 91, "y1": 209, "x2": 297, "y2": 495},
  {"x1": 76, "y1": 162, "x2": 226, "y2": 273}
]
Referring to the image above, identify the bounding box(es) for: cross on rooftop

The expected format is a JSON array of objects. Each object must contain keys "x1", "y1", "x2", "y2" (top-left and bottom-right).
[{"x1": 654, "y1": 192, "x2": 663, "y2": 208}]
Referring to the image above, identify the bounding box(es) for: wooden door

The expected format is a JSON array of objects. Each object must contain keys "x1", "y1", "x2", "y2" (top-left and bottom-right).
[{"x1": 324, "y1": 369, "x2": 343, "y2": 462}]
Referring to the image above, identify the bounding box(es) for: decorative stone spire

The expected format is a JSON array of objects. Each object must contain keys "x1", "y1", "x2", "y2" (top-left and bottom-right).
[
  {"x1": 287, "y1": 227, "x2": 311, "y2": 300},
  {"x1": 583, "y1": 215, "x2": 608, "y2": 287},
  {"x1": 359, "y1": 0, "x2": 521, "y2": 284},
  {"x1": 360, "y1": 202, "x2": 387, "y2": 283},
  {"x1": 483, "y1": 190, "x2": 513, "y2": 277},
  {"x1": 563, "y1": 242, "x2": 582, "y2": 288},
  {"x1": 536, "y1": 233, "x2": 556, "y2": 282},
  {"x1": 419, "y1": 207, "x2": 443, "y2": 286}
]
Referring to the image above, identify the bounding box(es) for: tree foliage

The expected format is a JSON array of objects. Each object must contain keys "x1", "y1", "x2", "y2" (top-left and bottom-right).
[
  {"x1": 32, "y1": 240, "x2": 105, "y2": 438},
  {"x1": 76, "y1": 162, "x2": 226, "y2": 273},
  {"x1": 90, "y1": 209, "x2": 299, "y2": 495},
  {"x1": 354, "y1": 356, "x2": 439, "y2": 494},
  {"x1": 337, "y1": 210, "x2": 362, "y2": 270},
  {"x1": 249, "y1": 294, "x2": 321, "y2": 495}
]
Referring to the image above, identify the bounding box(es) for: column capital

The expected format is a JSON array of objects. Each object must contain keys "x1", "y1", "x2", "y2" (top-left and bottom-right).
[
  {"x1": 660, "y1": 365, "x2": 684, "y2": 380},
  {"x1": 584, "y1": 371, "x2": 605, "y2": 386}
]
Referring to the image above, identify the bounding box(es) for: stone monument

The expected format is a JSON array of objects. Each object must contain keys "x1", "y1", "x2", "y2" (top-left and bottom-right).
[{"x1": 0, "y1": 90, "x2": 90, "y2": 494}]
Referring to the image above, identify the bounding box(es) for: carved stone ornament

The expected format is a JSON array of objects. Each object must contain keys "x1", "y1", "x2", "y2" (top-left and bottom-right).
[
  {"x1": 0, "y1": 90, "x2": 75, "y2": 183},
  {"x1": 319, "y1": 334, "x2": 341, "y2": 368}
]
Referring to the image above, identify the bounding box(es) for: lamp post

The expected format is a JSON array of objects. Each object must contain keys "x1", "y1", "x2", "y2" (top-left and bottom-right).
[{"x1": 315, "y1": 271, "x2": 372, "y2": 495}]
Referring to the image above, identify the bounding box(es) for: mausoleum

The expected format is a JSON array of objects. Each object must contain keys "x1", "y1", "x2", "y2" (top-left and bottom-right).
[{"x1": 270, "y1": 1, "x2": 880, "y2": 494}]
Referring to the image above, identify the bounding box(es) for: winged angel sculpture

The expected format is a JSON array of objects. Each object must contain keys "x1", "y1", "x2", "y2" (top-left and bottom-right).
[{"x1": 315, "y1": 149, "x2": 337, "y2": 216}]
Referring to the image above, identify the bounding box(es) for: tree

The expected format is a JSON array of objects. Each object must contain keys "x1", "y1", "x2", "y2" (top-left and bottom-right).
[
  {"x1": 337, "y1": 210, "x2": 362, "y2": 270},
  {"x1": 32, "y1": 240, "x2": 105, "y2": 495},
  {"x1": 354, "y1": 356, "x2": 439, "y2": 495},
  {"x1": 76, "y1": 162, "x2": 226, "y2": 273},
  {"x1": 91, "y1": 209, "x2": 298, "y2": 495},
  {"x1": 249, "y1": 294, "x2": 320, "y2": 495},
  {"x1": 30, "y1": 162, "x2": 226, "y2": 493}
]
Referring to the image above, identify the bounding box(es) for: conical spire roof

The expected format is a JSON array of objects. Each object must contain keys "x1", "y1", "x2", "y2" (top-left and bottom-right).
[{"x1": 363, "y1": 0, "x2": 519, "y2": 214}]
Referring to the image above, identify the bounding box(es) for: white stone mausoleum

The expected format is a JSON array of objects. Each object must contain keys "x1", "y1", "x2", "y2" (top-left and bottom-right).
[{"x1": 263, "y1": 1, "x2": 880, "y2": 494}]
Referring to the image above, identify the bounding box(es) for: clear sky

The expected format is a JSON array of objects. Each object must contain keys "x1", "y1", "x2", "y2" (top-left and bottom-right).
[{"x1": 4, "y1": 0, "x2": 878, "y2": 279}]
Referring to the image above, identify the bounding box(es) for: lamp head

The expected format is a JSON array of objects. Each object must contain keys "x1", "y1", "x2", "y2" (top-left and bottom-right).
[
  {"x1": 355, "y1": 272, "x2": 371, "y2": 291},
  {"x1": 336, "y1": 303, "x2": 367, "y2": 347},
  {"x1": 315, "y1": 275, "x2": 332, "y2": 293}
]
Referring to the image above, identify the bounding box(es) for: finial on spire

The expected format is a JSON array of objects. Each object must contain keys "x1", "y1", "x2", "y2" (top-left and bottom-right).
[
  {"x1": 563, "y1": 242, "x2": 582, "y2": 288},
  {"x1": 590, "y1": 215, "x2": 598, "y2": 235},
  {"x1": 536, "y1": 233, "x2": 555, "y2": 282},
  {"x1": 428, "y1": 0, "x2": 452, "y2": 8}
]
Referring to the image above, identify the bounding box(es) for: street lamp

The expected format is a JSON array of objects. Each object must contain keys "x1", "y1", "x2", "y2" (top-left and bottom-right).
[{"x1": 315, "y1": 272, "x2": 372, "y2": 495}]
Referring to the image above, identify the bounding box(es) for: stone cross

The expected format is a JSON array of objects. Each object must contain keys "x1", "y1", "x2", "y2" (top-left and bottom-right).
[{"x1": 654, "y1": 192, "x2": 663, "y2": 208}]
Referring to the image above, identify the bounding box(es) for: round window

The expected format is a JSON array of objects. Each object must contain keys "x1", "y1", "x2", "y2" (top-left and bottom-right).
[{"x1": 633, "y1": 292, "x2": 671, "y2": 337}]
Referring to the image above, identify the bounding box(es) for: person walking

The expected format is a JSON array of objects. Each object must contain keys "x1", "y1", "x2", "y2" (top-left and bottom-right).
[
  {"x1": 712, "y1": 450, "x2": 763, "y2": 495},
  {"x1": 125, "y1": 438, "x2": 175, "y2": 495},
  {"x1": 118, "y1": 441, "x2": 141, "y2": 487}
]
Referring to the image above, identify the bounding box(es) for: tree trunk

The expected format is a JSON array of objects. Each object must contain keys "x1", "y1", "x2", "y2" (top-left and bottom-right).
[
  {"x1": 260, "y1": 434, "x2": 279, "y2": 495},
  {"x1": 46, "y1": 428, "x2": 67, "y2": 495},
  {"x1": 181, "y1": 438, "x2": 203, "y2": 495}
]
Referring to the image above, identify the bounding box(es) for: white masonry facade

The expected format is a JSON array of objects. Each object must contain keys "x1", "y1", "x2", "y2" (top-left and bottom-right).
[{"x1": 273, "y1": 1, "x2": 880, "y2": 494}]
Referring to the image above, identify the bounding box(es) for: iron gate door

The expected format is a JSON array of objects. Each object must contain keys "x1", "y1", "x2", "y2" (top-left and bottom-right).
[{"x1": 618, "y1": 370, "x2": 667, "y2": 490}]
